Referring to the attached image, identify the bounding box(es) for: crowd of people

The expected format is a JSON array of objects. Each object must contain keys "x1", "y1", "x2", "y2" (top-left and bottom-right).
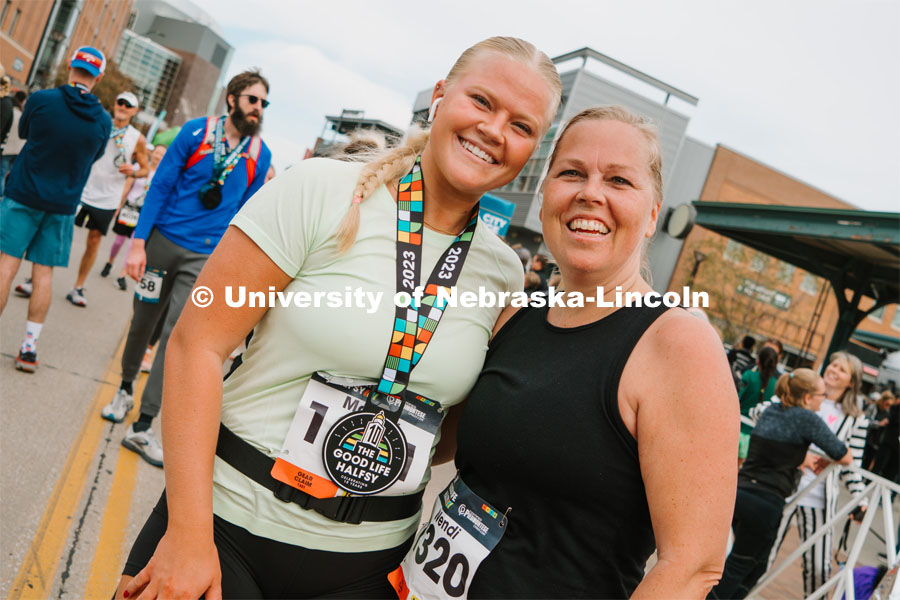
[{"x1": 0, "y1": 37, "x2": 896, "y2": 600}]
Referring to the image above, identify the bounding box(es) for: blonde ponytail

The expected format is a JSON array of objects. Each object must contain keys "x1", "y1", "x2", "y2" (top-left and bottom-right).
[
  {"x1": 777, "y1": 369, "x2": 820, "y2": 409},
  {"x1": 335, "y1": 127, "x2": 429, "y2": 254}
]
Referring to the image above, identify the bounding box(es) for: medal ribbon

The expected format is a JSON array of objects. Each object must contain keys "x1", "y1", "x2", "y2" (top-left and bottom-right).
[
  {"x1": 376, "y1": 156, "x2": 479, "y2": 397},
  {"x1": 111, "y1": 125, "x2": 128, "y2": 163},
  {"x1": 133, "y1": 171, "x2": 154, "y2": 208},
  {"x1": 211, "y1": 116, "x2": 250, "y2": 186}
]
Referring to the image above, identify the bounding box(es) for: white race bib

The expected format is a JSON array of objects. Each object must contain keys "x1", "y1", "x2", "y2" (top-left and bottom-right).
[
  {"x1": 117, "y1": 205, "x2": 140, "y2": 227},
  {"x1": 271, "y1": 372, "x2": 443, "y2": 498},
  {"x1": 135, "y1": 267, "x2": 164, "y2": 303},
  {"x1": 389, "y1": 474, "x2": 507, "y2": 599}
]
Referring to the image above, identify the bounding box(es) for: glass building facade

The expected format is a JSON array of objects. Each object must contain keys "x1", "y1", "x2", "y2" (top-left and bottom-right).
[{"x1": 115, "y1": 28, "x2": 181, "y2": 114}]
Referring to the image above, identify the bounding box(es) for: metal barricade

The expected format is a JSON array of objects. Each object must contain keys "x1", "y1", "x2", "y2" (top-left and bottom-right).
[{"x1": 746, "y1": 464, "x2": 899, "y2": 600}]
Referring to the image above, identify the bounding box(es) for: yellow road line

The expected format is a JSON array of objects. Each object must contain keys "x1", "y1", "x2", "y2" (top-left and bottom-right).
[
  {"x1": 8, "y1": 335, "x2": 127, "y2": 600},
  {"x1": 83, "y1": 367, "x2": 151, "y2": 599}
]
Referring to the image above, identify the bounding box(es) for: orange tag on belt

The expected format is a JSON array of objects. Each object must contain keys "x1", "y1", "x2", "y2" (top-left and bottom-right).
[{"x1": 270, "y1": 457, "x2": 340, "y2": 499}]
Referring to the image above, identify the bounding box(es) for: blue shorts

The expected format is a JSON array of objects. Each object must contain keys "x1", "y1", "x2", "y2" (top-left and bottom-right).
[{"x1": 0, "y1": 197, "x2": 76, "y2": 267}]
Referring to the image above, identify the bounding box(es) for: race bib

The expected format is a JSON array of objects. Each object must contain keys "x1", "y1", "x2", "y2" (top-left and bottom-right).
[
  {"x1": 117, "y1": 205, "x2": 140, "y2": 227},
  {"x1": 271, "y1": 372, "x2": 443, "y2": 499},
  {"x1": 135, "y1": 267, "x2": 164, "y2": 303},
  {"x1": 388, "y1": 475, "x2": 507, "y2": 599}
]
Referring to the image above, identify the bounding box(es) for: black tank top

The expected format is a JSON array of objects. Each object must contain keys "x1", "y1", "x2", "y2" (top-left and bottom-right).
[{"x1": 456, "y1": 303, "x2": 670, "y2": 599}]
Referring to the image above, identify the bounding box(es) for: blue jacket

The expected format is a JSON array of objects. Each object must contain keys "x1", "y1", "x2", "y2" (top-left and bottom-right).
[
  {"x1": 134, "y1": 116, "x2": 271, "y2": 254},
  {"x1": 5, "y1": 85, "x2": 111, "y2": 214}
]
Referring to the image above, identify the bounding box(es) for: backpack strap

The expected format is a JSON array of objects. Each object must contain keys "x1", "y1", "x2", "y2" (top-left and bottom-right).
[
  {"x1": 244, "y1": 136, "x2": 262, "y2": 185},
  {"x1": 184, "y1": 116, "x2": 217, "y2": 170}
]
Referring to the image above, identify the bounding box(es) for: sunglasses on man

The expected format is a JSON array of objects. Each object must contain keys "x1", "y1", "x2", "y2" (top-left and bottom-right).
[
  {"x1": 238, "y1": 94, "x2": 270, "y2": 109},
  {"x1": 116, "y1": 98, "x2": 136, "y2": 108}
]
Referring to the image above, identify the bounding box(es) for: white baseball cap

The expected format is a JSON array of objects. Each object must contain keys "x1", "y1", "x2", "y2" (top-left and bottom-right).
[{"x1": 116, "y1": 91, "x2": 139, "y2": 108}]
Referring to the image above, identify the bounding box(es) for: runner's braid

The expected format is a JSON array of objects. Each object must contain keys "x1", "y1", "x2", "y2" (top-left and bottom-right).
[{"x1": 336, "y1": 130, "x2": 429, "y2": 254}]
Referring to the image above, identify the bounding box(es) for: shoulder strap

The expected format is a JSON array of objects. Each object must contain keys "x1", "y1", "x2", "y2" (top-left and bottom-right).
[
  {"x1": 184, "y1": 116, "x2": 217, "y2": 170},
  {"x1": 244, "y1": 136, "x2": 262, "y2": 185}
]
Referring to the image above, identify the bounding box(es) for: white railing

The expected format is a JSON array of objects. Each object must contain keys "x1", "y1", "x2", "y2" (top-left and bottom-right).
[{"x1": 746, "y1": 464, "x2": 899, "y2": 600}]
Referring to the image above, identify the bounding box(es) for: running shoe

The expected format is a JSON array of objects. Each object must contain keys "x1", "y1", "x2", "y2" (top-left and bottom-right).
[
  {"x1": 117, "y1": 276, "x2": 127, "y2": 291},
  {"x1": 14, "y1": 279, "x2": 32, "y2": 298},
  {"x1": 66, "y1": 287, "x2": 87, "y2": 307},
  {"x1": 140, "y1": 347, "x2": 153, "y2": 373},
  {"x1": 101, "y1": 389, "x2": 133, "y2": 422},
  {"x1": 122, "y1": 424, "x2": 163, "y2": 467},
  {"x1": 15, "y1": 350, "x2": 38, "y2": 373},
  {"x1": 100, "y1": 262, "x2": 112, "y2": 277}
]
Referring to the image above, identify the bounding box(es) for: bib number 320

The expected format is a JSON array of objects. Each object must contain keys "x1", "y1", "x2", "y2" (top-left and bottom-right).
[{"x1": 388, "y1": 475, "x2": 507, "y2": 599}]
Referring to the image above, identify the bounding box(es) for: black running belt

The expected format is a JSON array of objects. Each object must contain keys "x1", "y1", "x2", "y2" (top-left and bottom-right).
[{"x1": 215, "y1": 423, "x2": 424, "y2": 525}]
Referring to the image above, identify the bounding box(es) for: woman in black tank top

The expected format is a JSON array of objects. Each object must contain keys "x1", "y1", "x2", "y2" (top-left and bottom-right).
[{"x1": 450, "y1": 107, "x2": 740, "y2": 598}]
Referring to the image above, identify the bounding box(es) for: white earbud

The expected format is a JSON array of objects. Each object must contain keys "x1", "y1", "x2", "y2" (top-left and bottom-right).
[{"x1": 427, "y1": 98, "x2": 442, "y2": 122}]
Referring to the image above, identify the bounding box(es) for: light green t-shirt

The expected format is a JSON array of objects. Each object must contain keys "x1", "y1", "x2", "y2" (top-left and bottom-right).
[{"x1": 214, "y1": 157, "x2": 524, "y2": 552}]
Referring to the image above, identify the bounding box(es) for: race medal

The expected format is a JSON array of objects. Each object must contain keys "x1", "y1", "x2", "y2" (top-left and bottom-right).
[
  {"x1": 113, "y1": 154, "x2": 126, "y2": 168},
  {"x1": 322, "y1": 409, "x2": 407, "y2": 495},
  {"x1": 271, "y1": 372, "x2": 443, "y2": 499},
  {"x1": 272, "y1": 158, "x2": 476, "y2": 504},
  {"x1": 117, "y1": 205, "x2": 140, "y2": 227},
  {"x1": 389, "y1": 474, "x2": 508, "y2": 599},
  {"x1": 135, "y1": 267, "x2": 165, "y2": 303},
  {"x1": 199, "y1": 183, "x2": 222, "y2": 209}
]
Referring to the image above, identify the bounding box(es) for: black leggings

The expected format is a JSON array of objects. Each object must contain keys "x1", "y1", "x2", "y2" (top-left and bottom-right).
[{"x1": 124, "y1": 492, "x2": 413, "y2": 599}]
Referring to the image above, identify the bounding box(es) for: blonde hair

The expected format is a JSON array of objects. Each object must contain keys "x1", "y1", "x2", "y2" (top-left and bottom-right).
[
  {"x1": 544, "y1": 106, "x2": 664, "y2": 281},
  {"x1": 828, "y1": 351, "x2": 863, "y2": 418},
  {"x1": 775, "y1": 369, "x2": 821, "y2": 409},
  {"x1": 547, "y1": 105, "x2": 663, "y2": 205},
  {"x1": 334, "y1": 36, "x2": 562, "y2": 253}
]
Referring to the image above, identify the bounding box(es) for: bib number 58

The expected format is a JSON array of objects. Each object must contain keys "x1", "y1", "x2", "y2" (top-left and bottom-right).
[{"x1": 413, "y1": 524, "x2": 470, "y2": 597}]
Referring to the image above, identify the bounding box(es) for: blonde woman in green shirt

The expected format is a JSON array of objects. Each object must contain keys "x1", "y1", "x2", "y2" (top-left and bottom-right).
[{"x1": 118, "y1": 37, "x2": 562, "y2": 600}]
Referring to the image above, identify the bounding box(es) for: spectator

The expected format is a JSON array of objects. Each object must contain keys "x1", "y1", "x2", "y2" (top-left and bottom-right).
[
  {"x1": 510, "y1": 243, "x2": 531, "y2": 271},
  {"x1": 529, "y1": 252, "x2": 550, "y2": 292},
  {"x1": 100, "y1": 144, "x2": 167, "y2": 291},
  {"x1": 65, "y1": 90, "x2": 149, "y2": 307},
  {"x1": 862, "y1": 390, "x2": 893, "y2": 469},
  {"x1": 99, "y1": 69, "x2": 272, "y2": 470},
  {"x1": 728, "y1": 335, "x2": 756, "y2": 386},
  {"x1": 760, "y1": 351, "x2": 868, "y2": 596},
  {"x1": 870, "y1": 392, "x2": 898, "y2": 484},
  {"x1": 0, "y1": 47, "x2": 111, "y2": 372},
  {"x1": 738, "y1": 346, "x2": 779, "y2": 464},
  {"x1": 0, "y1": 67, "x2": 11, "y2": 151},
  {"x1": 762, "y1": 337, "x2": 786, "y2": 374},
  {"x1": 1, "y1": 89, "x2": 26, "y2": 197},
  {"x1": 712, "y1": 370, "x2": 851, "y2": 599}
]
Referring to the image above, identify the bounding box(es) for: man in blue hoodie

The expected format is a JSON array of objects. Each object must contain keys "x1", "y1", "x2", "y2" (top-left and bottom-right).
[{"x1": 0, "y1": 47, "x2": 112, "y2": 372}]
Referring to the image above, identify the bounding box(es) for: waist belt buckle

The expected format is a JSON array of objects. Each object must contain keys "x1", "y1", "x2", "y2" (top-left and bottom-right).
[
  {"x1": 317, "y1": 494, "x2": 367, "y2": 525},
  {"x1": 273, "y1": 482, "x2": 312, "y2": 509}
]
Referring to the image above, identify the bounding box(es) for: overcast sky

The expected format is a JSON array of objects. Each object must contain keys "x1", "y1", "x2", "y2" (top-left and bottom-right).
[{"x1": 191, "y1": 0, "x2": 899, "y2": 213}]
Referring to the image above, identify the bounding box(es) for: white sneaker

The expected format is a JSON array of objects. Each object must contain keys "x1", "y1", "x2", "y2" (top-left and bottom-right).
[
  {"x1": 66, "y1": 287, "x2": 87, "y2": 307},
  {"x1": 122, "y1": 424, "x2": 163, "y2": 467},
  {"x1": 14, "y1": 279, "x2": 32, "y2": 297},
  {"x1": 101, "y1": 389, "x2": 133, "y2": 422}
]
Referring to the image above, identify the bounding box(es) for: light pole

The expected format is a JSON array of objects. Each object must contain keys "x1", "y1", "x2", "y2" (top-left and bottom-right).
[{"x1": 688, "y1": 250, "x2": 707, "y2": 286}]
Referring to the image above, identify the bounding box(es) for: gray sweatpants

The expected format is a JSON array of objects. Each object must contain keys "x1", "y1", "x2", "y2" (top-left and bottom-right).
[{"x1": 120, "y1": 230, "x2": 208, "y2": 419}]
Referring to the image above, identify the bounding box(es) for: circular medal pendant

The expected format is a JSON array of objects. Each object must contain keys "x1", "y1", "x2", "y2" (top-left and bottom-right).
[
  {"x1": 323, "y1": 410, "x2": 407, "y2": 495},
  {"x1": 199, "y1": 184, "x2": 222, "y2": 209},
  {"x1": 114, "y1": 154, "x2": 126, "y2": 168}
]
